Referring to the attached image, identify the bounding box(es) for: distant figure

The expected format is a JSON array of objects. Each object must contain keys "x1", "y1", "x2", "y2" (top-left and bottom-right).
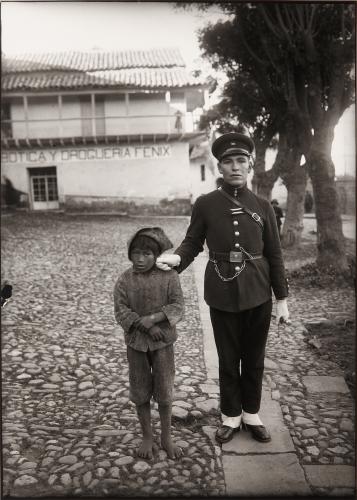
[
  {"x1": 1, "y1": 283, "x2": 12, "y2": 308},
  {"x1": 304, "y1": 191, "x2": 314, "y2": 213},
  {"x1": 4, "y1": 178, "x2": 21, "y2": 206},
  {"x1": 271, "y1": 199, "x2": 283, "y2": 237},
  {"x1": 174, "y1": 111, "x2": 183, "y2": 132}
]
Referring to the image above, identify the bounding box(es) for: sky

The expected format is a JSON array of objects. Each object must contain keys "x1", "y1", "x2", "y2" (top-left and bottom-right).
[
  {"x1": 1, "y1": 1, "x2": 355, "y2": 176},
  {"x1": 1, "y1": 1, "x2": 225, "y2": 68}
]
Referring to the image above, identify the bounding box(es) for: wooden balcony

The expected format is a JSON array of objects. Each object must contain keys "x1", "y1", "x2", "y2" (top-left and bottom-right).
[
  {"x1": 1, "y1": 114, "x2": 205, "y2": 150},
  {"x1": 1, "y1": 111, "x2": 203, "y2": 140}
]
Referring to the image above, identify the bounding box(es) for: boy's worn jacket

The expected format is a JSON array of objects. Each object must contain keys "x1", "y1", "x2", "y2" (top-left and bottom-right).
[{"x1": 114, "y1": 267, "x2": 184, "y2": 352}]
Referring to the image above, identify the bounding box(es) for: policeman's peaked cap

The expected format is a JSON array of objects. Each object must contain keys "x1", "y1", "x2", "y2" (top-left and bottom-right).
[{"x1": 211, "y1": 132, "x2": 255, "y2": 161}]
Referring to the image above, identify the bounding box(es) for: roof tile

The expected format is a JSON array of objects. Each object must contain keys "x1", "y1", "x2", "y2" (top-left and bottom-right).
[
  {"x1": 2, "y1": 48, "x2": 205, "y2": 91},
  {"x1": 2, "y1": 68, "x2": 203, "y2": 91},
  {"x1": 3, "y1": 48, "x2": 186, "y2": 73}
]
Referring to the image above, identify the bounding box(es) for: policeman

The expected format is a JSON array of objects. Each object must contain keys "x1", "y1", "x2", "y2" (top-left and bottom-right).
[{"x1": 156, "y1": 132, "x2": 289, "y2": 444}]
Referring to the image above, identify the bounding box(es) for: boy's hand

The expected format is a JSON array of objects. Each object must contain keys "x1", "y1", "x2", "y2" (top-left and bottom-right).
[
  {"x1": 148, "y1": 325, "x2": 165, "y2": 342},
  {"x1": 137, "y1": 316, "x2": 155, "y2": 332}
]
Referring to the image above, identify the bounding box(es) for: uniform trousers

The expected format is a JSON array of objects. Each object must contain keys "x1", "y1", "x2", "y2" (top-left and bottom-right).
[{"x1": 210, "y1": 299, "x2": 272, "y2": 417}]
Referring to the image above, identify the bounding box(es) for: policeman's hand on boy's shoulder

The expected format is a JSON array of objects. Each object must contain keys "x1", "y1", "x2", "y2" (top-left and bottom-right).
[
  {"x1": 156, "y1": 254, "x2": 181, "y2": 271},
  {"x1": 276, "y1": 298, "x2": 291, "y2": 325},
  {"x1": 148, "y1": 325, "x2": 165, "y2": 342}
]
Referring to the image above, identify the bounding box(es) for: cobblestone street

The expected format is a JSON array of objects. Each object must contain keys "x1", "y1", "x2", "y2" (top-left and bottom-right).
[
  {"x1": 2, "y1": 213, "x2": 225, "y2": 498},
  {"x1": 1, "y1": 212, "x2": 355, "y2": 498}
]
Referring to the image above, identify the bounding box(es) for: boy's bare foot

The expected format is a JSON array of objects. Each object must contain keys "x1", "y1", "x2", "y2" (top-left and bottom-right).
[
  {"x1": 161, "y1": 437, "x2": 183, "y2": 459},
  {"x1": 137, "y1": 437, "x2": 154, "y2": 459}
]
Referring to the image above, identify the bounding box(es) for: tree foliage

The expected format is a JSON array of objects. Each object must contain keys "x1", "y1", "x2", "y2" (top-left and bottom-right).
[
  {"x1": 197, "y1": 3, "x2": 355, "y2": 152},
  {"x1": 182, "y1": 2, "x2": 355, "y2": 269}
]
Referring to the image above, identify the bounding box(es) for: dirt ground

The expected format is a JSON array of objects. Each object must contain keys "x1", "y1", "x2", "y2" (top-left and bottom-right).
[
  {"x1": 282, "y1": 236, "x2": 355, "y2": 399},
  {"x1": 304, "y1": 319, "x2": 355, "y2": 398}
]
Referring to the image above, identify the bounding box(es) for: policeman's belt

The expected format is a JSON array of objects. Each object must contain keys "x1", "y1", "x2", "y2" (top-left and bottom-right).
[
  {"x1": 217, "y1": 187, "x2": 264, "y2": 230},
  {"x1": 209, "y1": 250, "x2": 262, "y2": 263}
]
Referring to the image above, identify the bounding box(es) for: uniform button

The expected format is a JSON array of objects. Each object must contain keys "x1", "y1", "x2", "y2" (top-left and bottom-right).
[
  {"x1": 235, "y1": 243, "x2": 240, "y2": 248},
  {"x1": 233, "y1": 221, "x2": 238, "y2": 226},
  {"x1": 235, "y1": 266, "x2": 240, "y2": 271},
  {"x1": 235, "y1": 231, "x2": 240, "y2": 236}
]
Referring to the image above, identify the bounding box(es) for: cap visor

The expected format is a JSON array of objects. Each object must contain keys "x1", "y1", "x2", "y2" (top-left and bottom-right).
[{"x1": 219, "y1": 148, "x2": 250, "y2": 159}]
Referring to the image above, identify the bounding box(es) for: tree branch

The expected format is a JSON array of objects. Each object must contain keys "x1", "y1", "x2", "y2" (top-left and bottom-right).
[
  {"x1": 236, "y1": 20, "x2": 268, "y2": 67},
  {"x1": 307, "y1": 4, "x2": 317, "y2": 32},
  {"x1": 276, "y1": 5, "x2": 293, "y2": 45},
  {"x1": 341, "y1": 4, "x2": 346, "y2": 43},
  {"x1": 258, "y1": 5, "x2": 284, "y2": 40},
  {"x1": 294, "y1": 4, "x2": 306, "y2": 31},
  {"x1": 283, "y1": 5, "x2": 295, "y2": 34}
]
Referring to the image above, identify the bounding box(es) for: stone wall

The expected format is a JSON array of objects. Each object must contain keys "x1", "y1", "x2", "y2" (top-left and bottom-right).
[{"x1": 63, "y1": 195, "x2": 191, "y2": 215}]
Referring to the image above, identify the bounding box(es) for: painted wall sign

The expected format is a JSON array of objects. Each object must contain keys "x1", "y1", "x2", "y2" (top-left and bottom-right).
[{"x1": 1, "y1": 145, "x2": 172, "y2": 164}]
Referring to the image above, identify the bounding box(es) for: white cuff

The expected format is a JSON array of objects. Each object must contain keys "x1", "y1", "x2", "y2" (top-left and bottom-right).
[
  {"x1": 242, "y1": 411, "x2": 263, "y2": 425},
  {"x1": 221, "y1": 413, "x2": 242, "y2": 429}
]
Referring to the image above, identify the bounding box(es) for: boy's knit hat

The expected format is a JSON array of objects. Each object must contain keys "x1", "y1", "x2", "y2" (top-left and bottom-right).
[{"x1": 127, "y1": 227, "x2": 173, "y2": 259}]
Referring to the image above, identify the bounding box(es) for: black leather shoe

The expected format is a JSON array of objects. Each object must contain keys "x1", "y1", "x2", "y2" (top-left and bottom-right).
[
  {"x1": 215, "y1": 424, "x2": 240, "y2": 444},
  {"x1": 243, "y1": 423, "x2": 271, "y2": 442}
]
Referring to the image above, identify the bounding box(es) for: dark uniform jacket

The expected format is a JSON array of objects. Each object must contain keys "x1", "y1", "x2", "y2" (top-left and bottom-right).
[{"x1": 175, "y1": 182, "x2": 288, "y2": 312}]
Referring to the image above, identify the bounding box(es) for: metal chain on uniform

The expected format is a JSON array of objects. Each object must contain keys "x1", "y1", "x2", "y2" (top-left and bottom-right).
[
  {"x1": 210, "y1": 258, "x2": 246, "y2": 282},
  {"x1": 209, "y1": 246, "x2": 260, "y2": 282}
]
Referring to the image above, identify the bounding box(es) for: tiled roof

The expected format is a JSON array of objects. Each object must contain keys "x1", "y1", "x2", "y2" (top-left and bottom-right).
[
  {"x1": 2, "y1": 69, "x2": 204, "y2": 91},
  {"x1": 2, "y1": 48, "x2": 205, "y2": 91},
  {"x1": 2, "y1": 48, "x2": 185, "y2": 72}
]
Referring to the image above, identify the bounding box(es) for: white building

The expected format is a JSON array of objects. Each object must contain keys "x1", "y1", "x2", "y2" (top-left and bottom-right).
[{"x1": 1, "y1": 48, "x2": 212, "y2": 214}]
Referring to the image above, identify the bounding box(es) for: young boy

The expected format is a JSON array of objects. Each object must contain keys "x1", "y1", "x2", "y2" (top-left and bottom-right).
[{"x1": 114, "y1": 227, "x2": 184, "y2": 460}]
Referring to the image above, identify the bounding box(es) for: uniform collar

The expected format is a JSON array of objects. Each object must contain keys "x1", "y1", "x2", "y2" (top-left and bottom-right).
[{"x1": 221, "y1": 181, "x2": 248, "y2": 198}]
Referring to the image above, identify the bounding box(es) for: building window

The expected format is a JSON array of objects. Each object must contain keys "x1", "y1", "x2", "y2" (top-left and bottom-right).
[
  {"x1": 78, "y1": 95, "x2": 106, "y2": 137},
  {"x1": 200, "y1": 164, "x2": 206, "y2": 182},
  {"x1": 95, "y1": 95, "x2": 105, "y2": 136},
  {"x1": 128, "y1": 92, "x2": 167, "y2": 115},
  {"x1": 27, "y1": 96, "x2": 59, "y2": 138},
  {"x1": 104, "y1": 94, "x2": 126, "y2": 134},
  {"x1": 1, "y1": 101, "x2": 12, "y2": 138},
  {"x1": 80, "y1": 96, "x2": 92, "y2": 136}
]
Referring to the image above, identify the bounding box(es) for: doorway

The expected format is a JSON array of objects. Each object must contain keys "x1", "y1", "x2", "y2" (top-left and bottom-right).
[{"x1": 28, "y1": 166, "x2": 59, "y2": 210}]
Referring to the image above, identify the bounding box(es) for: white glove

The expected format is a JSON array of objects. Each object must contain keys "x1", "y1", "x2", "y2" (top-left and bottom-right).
[
  {"x1": 276, "y1": 299, "x2": 290, "y2": 325},
  {"x1": 156, "y1": 254, "x2": 181, "y2": 271}
]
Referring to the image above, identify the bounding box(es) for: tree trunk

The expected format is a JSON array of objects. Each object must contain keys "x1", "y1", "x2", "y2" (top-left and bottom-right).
[
  {"x1": 272, "y1": 127, "x2": 306, "y2": 248},
  {"x1": 251, "y1": 127, "x2": 279, "y2": 198},
  {"x1": 281, "y1": 165, "x2": 307, "y2": 248},
  {"x1": 251, "y1": 140, "x2": 267, "y2": 195},
  {"x1": 307, "y1": 131, "x2": 348, "y2": 271},
  {"x1": 255, "y1": 168, "x2": 279, "y2": 200}
]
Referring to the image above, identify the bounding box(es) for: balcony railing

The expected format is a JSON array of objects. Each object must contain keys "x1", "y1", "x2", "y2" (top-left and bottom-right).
[{"x1": 1, "y1": 112, "x2": 201, "y2": 140}]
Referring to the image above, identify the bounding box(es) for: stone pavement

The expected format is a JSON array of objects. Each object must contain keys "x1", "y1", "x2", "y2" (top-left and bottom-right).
[
  {"x1": 194, "y1": 252, "x2": 355, "y2": 498},
  {"x1": 1, "y1": 212, "x2": 355, "y2": 498},
  {"x1": 2, "y1": 214, "x2": 225, "y2": 498}
]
